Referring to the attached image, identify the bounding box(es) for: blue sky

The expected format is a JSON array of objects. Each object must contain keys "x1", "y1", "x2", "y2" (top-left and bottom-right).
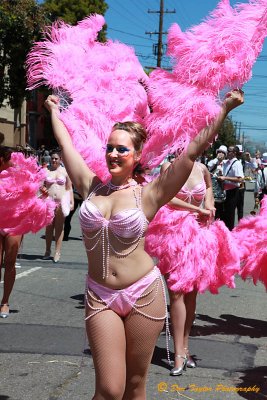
[{"x1": 105, "y1": 0, "x2": 267, "y2": 147}]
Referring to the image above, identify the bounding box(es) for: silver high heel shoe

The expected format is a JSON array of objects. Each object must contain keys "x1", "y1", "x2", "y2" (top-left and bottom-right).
[
  {"x1": 187, "y1": 355, "x2": 196, "y2": 368},
  {"x1": 184, "y1": 348, "x2": 196, "y2": 368},
  {"x1": 170, "y1": 354, "x2": 187, "y2": 376},
  {"x1": 53, "y1": 252, "x2": 61, "y2": 263},
  {"x1": 0, "y1": 304, "x2": 9, "y2": 318}
]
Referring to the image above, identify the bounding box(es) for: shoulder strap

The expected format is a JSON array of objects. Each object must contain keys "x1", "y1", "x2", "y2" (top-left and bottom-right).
[
  {"x1": 87, "y1": 182, "x2": 104, "y2": 200},
  {"x1": 261, "y1": 169, "x2": 266, "y2": 185},
  {"x1": 225, "y1": 160, "x2": 237, "y2": 176},
  {"x1": 133, "y1": 185, "x2": 143, "y2": 209}
]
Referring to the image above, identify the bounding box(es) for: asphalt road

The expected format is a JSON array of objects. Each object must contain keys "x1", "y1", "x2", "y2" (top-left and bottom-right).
[{"x1": 0, "y1": 182, "x2": 267, "y2": 400}]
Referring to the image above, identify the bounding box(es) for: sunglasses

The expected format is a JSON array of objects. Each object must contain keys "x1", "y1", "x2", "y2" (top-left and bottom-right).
[{"x1": 105, "y1": 144, "x2": 132, "y2": 157}]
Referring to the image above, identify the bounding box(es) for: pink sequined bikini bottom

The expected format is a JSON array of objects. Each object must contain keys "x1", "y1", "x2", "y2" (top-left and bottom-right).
[{"x1": 85, "y1": 266, "x2": 163, "y2": 318}]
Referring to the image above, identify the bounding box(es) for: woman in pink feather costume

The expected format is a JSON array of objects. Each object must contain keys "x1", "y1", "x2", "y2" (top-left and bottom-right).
[
  {"x1": 0, "y1": 146, "x2": 22, "y2": 318},
  {"x1": 145, "y1": 159, "x2": 240, "y2": 376},
  {"x1": 43, "y1": 89, "x2": 243, "y2": 398},
  {"x1": 232, "y1": 196, "x2": 267, "y2": 289},
  {"x1": 0, "y1": 146, "x2": 57, "y2": 318}
]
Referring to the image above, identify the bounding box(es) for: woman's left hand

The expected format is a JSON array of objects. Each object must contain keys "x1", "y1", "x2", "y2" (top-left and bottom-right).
[
  {"x1": 40, "y1": 185, "x2": 48, "y2": 197},
  {"x1": 197, "y1": 208, "x2": 212, "y2": 224}
]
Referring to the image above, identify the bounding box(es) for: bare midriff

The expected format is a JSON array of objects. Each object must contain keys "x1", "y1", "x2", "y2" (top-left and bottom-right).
[{"x1": 84, "y1": 236, "x2": 155, "y2": 289}]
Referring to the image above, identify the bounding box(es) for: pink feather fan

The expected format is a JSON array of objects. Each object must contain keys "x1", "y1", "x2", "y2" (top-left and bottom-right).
[
  {"x1": 142, "y1": 0, "x2": 267, "y2": 168},
  {"x1": 145, "y1": 207, "x2": 240, "y2": 294},
  {"x1": 232, "y1": 196, "x2": 267, "y2": 289},
  {"x1": 0, "y1": 153, "x2": 56, "y2": 235},
  {"x1": 26, "y1": 14, "x2": 150, "y2": 181}
]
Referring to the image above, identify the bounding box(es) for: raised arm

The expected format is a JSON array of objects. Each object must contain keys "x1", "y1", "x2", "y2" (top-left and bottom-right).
[
  {"x1": 143, "y1": 90, "x2": 244, "y2": 218},
  {"x1": 44, "y1": 95, "x2": 97, "y2": 199}
]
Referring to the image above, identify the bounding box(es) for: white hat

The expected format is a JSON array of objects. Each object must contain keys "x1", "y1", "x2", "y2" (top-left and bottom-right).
[
  {"x1": 235, "y1": 144, "x2": 243, "y2": 153},
  {"x1": 216, "y1": 145, "x2": 227, "y2": 155},
  {"x1": 261, "y1": 152, "x2": 267, "y2": 165}
]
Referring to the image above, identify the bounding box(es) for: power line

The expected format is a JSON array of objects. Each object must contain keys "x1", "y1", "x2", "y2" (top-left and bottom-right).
[{"x1": 108, "y1": 27, "x2": 154, "y2": 41}]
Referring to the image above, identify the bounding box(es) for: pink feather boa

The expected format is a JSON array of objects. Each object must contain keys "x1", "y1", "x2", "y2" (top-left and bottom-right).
[
  {"x1": 0, "y1": 153, "x2": 56, "y2": 235},
  {"x1": 232, "y1": 196, "x2": 267, "y2": 289},
  {"x1": 145, "y1": 206, "x2": 240, "y2": 294}
]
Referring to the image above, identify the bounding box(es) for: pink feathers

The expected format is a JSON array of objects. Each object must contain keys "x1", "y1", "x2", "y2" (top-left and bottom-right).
[
  {"x1": 145, "y1": 207, "x2": 240, "y2": 294},
  {"x1": 142, "y1": 71, "x2": 220, "y2": 168},
  {"x1": 26, "y1": 14, "x2": 149, "y2": 181},
  {"x1": 167, "y1": 0, "x2": 267, "y2": 90},
  {"x1": 142, "y1": 0, "x2": 267, "y2": 167},
  {"x1": 0, "y1": 153, "x2": 56, "y2": 235},
  {"x1": 26, "y1": 4, "x2": 267, "y2": 171},
  {"x1": 232, "y1": 196, "x2": 267, "y2": 289}
]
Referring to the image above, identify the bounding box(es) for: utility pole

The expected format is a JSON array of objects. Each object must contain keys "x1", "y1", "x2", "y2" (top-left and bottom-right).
[
  {"x1": 145, "y1": 0, "x2": 176, "y2": 68},
  {"x1": 238, "y1": 122, "x2": 242, "y2": 142}
]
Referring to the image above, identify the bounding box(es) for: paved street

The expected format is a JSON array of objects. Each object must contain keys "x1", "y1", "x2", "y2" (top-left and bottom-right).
[{"x1": 0, "y1": 182, "x2": 267, "y2": 400}]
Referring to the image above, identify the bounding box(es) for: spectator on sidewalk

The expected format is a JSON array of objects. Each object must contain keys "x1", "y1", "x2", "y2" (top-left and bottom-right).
[
  {"x1": 208, "y1": 145, "x2": 227, "y2": 220},
  {"x1": 255, "y1": 153, "x2": 267, "y2": 204},
  {"x1": 234, "y1": 145, "x2": 257, "y2": 221},
  {"x1": 63, "y1": 186, "x2": 83, "y2": 241},
  {"x1": 217, "y1": 146, "x2": 244, "y2": 230}
]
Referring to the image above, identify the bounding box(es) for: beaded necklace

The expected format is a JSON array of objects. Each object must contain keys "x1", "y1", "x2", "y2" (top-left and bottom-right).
[{"x1": 106, "y1": 179, "x2": 138, "y2": 194}]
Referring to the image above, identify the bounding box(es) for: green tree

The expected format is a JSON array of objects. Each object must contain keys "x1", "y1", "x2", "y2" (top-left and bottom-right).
[
  {"x1": 0, "y1": 0, "x2": 45, "y2": 108},
  {"x1": 208, "y1": 116, "x2": 237, "y2": 156},
  {"x1": 41, "y1": 0, "x2": 108, "y2": 41}
]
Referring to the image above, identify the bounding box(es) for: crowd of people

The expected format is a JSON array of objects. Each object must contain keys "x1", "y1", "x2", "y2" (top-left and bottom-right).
[{"x1": 207, "y1": 145, "x2": 267, "y2": 227}]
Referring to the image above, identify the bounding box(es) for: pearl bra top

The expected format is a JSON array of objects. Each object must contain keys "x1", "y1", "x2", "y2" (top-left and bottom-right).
[
  {"x1": 177, "y1": 165, "x2": 206, "y2": 206},
  {"x1": 45, "y1": 175, "x2": 66, "y2": 185},
  {"x1": 79, "y1": 182, "x2": 149, "y2": 278}
]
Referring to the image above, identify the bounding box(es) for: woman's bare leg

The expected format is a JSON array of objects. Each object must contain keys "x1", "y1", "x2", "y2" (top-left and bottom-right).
[
  {"x1": 54, "y1": 207, "x2": 65, "y2": 256},
  {"x1": 169, "y1": 290, "x2": 187, "y2": 369},
  {"x1": 184, "y1": 290, "x2": 197, "y2": 352},
  {"x1": 45, "y1": 222, "x2": 54, "y2": 255},
  {"x1": 0, "y1": 234, "x2": 22, "y2": 312},
  {"x1": 0, "y1": 236, "x2": 4, "y2": 284}
]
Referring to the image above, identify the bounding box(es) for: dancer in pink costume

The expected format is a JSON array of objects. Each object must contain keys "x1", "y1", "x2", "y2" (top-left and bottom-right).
[
  {"x1": 0, "y1": 145, "x2": 56, "y2": 317},
  {"x1": 0, "y1": 147, "x2": 22, "y2": 318},
  {"x1": 41, "y1": 151, "x2": 74, "y2": 263},
  {"x1": 43, "y1": 90, "x2": 243, "y2": 399},
  {"x1": 145, "y1": 159, "x2": 240, "y2": 376}
]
